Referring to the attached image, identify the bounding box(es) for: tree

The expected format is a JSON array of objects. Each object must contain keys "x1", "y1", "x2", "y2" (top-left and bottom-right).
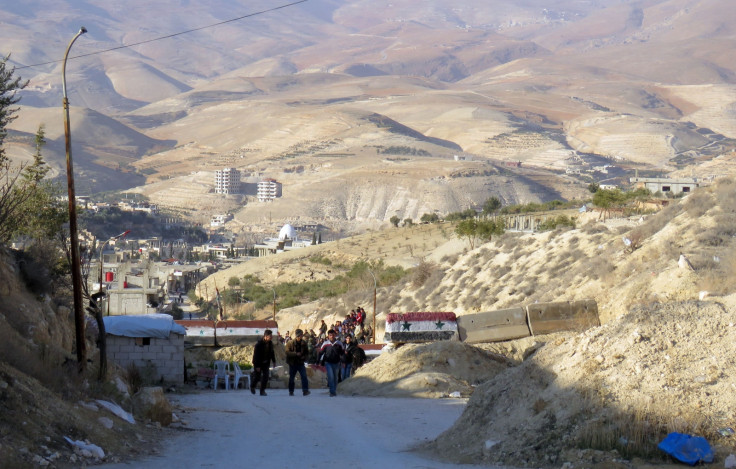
[
  {"x1": 389, "y1": 215, "x2": 400, "y2": 227},
  {"x1": 13, "y1": 125, "x2": 67, "y2": 242},
  {"x1": 403, "y1": 218, "x2": 413, "y2": 227},
  {"x1": 420, "y1": 212, "x2": 440, "y2": 223},
  {"x1": 588, "y1": 183, "x2": 600, "y2": 193},
  {"x1": 0, "y1": 55, "x2": 27, "y2": 164},
  {"x1": 477, "y1": 218, "x2": 505, "y2": 241},
  {"x1": 592, "y1": 188, "x2": 626, "y2": 220},
  {"x1": 455, "y1": 218, "x2": 479, "y2": 249},
  {"x1": 482, "y1": 196, "x2": 501, "y2": 217},
  {"x1": 0, "y1": 56, "x2": 35, "y2": 243}
]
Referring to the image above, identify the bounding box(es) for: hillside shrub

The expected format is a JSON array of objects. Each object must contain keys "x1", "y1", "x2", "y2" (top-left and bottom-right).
[
  {"x1": 713, "y1": 177, "x2": 736, "y2": 211},
  {"x1": 309, "y1": 255, "x2": 332, "y2": 266},
  {"x1": 538, "y1": 215, "x2": 576, "y2": 231}
]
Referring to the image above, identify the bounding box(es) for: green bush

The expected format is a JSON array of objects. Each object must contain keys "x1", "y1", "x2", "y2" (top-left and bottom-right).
[{"x1": 538, "y1": 215, "x2": 577, "y2": 231}]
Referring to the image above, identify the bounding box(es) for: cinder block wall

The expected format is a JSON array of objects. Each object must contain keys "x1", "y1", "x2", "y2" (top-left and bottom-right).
[{"x1": 107, "y1": 334, "x2": 184, "y2": 383}]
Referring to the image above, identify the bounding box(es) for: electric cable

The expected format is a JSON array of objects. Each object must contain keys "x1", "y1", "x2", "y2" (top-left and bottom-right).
[{"x1": 14, "y1": 0, "x2": 307, "y2": 70}]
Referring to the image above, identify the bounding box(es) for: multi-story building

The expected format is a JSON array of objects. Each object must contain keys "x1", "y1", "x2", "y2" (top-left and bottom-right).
[
  {"x1": 215, "y1": 168, "x2": 241, "y2": 194},
  {"x1": 257, "y1": 178, "x2": 282, "y2": 202}
]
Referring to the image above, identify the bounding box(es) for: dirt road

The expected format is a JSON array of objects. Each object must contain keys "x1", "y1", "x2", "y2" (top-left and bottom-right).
[{"x1": 99, "y1": 389, "x2": 504, "y2": 468}]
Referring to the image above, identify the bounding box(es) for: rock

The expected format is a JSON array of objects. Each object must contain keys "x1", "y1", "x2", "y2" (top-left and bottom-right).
[
  {"x1": 482, "y1": 439, "x2": 499, "y2": 457},
  {"x1": 114, "y1": 376, "x2": 130, "y2": 397},
  {"x1": 78, "y1": 400, "x2": 98, "y2": 411},
  {"x1": 132, "y1": 387, "x2": 173, "y2": 427},
  {"x1": 98, "y1": 417, "x2": 114, "y2": 429}
]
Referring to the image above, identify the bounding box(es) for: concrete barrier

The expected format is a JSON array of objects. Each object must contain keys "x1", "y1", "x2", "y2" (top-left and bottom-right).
[
  {"x1": 384, "y1": 312, "x2": 458, "y2": 343},
  {"x1": 526, "y1": 299, "x2": 599, "y2": 336},
  {"x1": 175, "y1": 320, "x2": 278, "y2": 346},
  {"x1": 457, "y1": 307, "x2": 531, "y2": 343}
]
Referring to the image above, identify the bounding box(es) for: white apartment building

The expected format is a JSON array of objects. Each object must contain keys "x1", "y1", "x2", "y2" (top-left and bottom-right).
[
  {"x1": 257, "y1": 178, "x2": 282, "y2": 202},
  {"x1": 215, "y1": 168, "x2": 241, "y2": 194},
  {"x1": 210, "y1": 213, "x2": 233, "y2": 227}
]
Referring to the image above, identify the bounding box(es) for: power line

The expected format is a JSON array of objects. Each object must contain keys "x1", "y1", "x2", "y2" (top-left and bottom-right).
[{"x1": 15, "y1": 0, "x2": 308, "y2": 70}]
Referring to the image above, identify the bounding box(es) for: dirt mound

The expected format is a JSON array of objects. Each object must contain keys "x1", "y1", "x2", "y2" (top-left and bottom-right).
[
  {"x1": 426, "y1": 299, "x2": 736, "y2": 468},
  {"x1": 339, "y1": 341, "x2": 511, "y2": 398}
]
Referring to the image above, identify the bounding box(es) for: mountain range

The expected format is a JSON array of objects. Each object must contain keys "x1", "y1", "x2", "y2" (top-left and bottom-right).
[{"x1": 4, "y1": 0, "x2": 736, "y2": 231}]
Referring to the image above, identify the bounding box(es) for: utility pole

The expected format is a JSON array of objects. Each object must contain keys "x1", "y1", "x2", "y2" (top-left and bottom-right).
[{"x1": 62, "y1": 26, "x2": 87, "y2": 372}]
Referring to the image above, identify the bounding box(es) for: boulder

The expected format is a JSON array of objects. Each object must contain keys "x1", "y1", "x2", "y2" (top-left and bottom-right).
[{"x1": 132, "y1": 387, "x2": 172, "y2": 426}]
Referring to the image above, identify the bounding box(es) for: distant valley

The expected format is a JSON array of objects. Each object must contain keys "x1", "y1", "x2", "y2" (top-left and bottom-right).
[{"x1": 4, "y1": 0, "x2": 736, "y2": 233}]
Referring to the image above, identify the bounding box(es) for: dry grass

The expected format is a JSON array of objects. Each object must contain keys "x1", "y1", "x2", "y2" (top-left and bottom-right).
[{"x1": 577, "y1": 399, "x2": 716, "y2": 461}]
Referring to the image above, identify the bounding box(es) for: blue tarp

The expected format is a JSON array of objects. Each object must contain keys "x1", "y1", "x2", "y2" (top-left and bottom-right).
[
  {"x1": 658, "y1": 432, "x2": 714, "y2": 466},
  {"x1": 103, "y1": 313, "x2": 186, "y2": 339}
]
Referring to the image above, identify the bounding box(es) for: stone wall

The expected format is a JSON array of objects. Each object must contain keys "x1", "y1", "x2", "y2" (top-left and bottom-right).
[{"x1": 107, "y1": 333, "x2": 184, "y2": 383}]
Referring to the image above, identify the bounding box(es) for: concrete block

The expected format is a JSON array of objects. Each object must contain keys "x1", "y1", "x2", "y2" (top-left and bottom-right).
[
  {"x1": 526, "y1": 299, "x2": 600, "y2": 336},
  {"x1": 457, "y1": 308, "x2": 531, "y2": 343}
]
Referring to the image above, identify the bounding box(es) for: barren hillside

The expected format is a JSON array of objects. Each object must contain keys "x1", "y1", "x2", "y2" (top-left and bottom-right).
[
  {"x1": 2, "y1": 176, "x2": 736, "y2": 467},
  {"x1": 4, "y1": 0, "x2": 736, "y2": 226}
]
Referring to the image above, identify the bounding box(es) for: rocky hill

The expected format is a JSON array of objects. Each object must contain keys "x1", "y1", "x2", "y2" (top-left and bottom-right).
[{"x1": 1, "y1": 177, "x2": 736, "y2": 467}]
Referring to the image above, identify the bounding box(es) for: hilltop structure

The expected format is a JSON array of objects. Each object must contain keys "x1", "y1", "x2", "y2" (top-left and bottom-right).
[
  {"x1": 257, "y1": 178, "x2": 282, "y2": 202},
  {"x1": 215, "y1": 168, "x2": 241, "y2": 195}
]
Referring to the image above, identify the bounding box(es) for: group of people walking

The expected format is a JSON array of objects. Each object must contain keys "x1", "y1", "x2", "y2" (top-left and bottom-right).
[{"x1": 249, "y1": 325, "x2": 368, "y2": 397}]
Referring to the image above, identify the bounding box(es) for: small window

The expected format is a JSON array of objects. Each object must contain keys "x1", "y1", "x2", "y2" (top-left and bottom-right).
[
  {"x1": 682, "y1": 187, "x2": 690, "y2": 192},
  {"x1": 662, "y1": 186, "x2": 671, "y2": 192},
  {"x1": 135, "y1": 337, "x2": 151, "y2": 346}
]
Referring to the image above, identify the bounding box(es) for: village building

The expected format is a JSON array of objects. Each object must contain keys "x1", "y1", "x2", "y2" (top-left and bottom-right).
[
  {"x1": 215, "y1": 167, "x2": 241, "y2": 194},
  {"x1": 253, "y1": 223, "x2": 312, "y2": 256},
  {"x1": 210, "y1": 213, "x2": 233, "y2": 228},
  {"x1": 257, "y1": 178, "x2": 282, "y2": 202},
  {"x1": 104, "y1": 314, "x2": 186, "y2": 383},
  {"x1": 629, "y1": 177, "x2": 699, "y2": 195}
]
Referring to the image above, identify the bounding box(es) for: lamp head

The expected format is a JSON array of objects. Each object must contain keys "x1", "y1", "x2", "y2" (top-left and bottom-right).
[{"x1": 79, "y1": 26, "x2": 87, "y2": 35}]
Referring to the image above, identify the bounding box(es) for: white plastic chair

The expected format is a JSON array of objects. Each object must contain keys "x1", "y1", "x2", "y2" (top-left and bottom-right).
[
  {"x1": 213, "y1": 360, "x2": 230, "y2": 390},
  {"x1": 232, "y1": 362, "x2": 251, "y2": 391}
]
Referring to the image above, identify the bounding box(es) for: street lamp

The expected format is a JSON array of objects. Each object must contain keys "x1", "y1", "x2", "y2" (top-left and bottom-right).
[
  {"x1": 368, "y1": 269, "x2": 377, "y2": 344},
  {"x1": 98, "y1": 230, "x2": 130, "y2": 310},
  {"x1": 62, "y1": 26, "x2": 87, "y2": 371}
]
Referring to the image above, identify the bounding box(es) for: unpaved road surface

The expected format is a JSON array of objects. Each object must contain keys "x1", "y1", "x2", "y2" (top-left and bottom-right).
[{"x1": 99, "y1": 389, "x2": 505, "y2": 468}]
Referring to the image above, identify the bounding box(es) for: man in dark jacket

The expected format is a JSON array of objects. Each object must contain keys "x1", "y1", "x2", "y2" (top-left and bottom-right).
[
  {"x1": 319, "y1": 329, "x2": 344, "y2": 397},
  {"x1": 251, "y1": 329, "x2": 276, "y2": 396},
  {"x1": 285, "y1": 329, "x2": 310, "y2": 396},
  {"x1": 344, "y1": 334, "x2": 368, "y2": 378}
]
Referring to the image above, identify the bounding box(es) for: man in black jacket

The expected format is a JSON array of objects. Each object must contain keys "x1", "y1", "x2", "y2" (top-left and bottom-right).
[
  {"x1": 251, "y1": 329, "x2": 276, "y2": 396},
  {"x1": 319, "y1": 329, "x2": 344, "y2": 397}
]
